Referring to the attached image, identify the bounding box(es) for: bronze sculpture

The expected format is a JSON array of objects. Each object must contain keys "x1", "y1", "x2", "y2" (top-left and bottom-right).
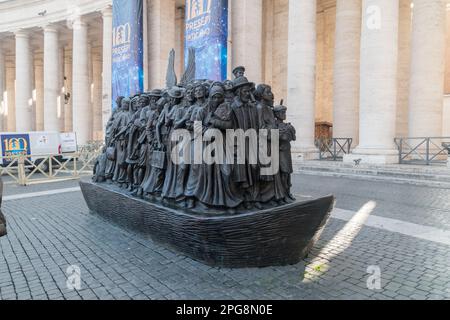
[
  {"x1": 274, "y1": 104, "x2": 297, "y2": 201},
  {"x1": 104, "y1": 96, "x2": 124, "y2": 184},
  {"x1": 230, "y1": 77, "x2": 261, "y2": 210},
  {"x1": 255, "y1": 84, "x2": 287, "y2": 205},
  {"x1": 161, "y1": 87, "x2": 188, "y2": 203},
  {"x1": 187, "y1": 83, "x2": 242, "y2": 211},
  {"x1": 112, "y1": 97, "x2": 132, "y2": 186},
  {"x1": 81, "y1": 51, "x2": 335, "y2": 268},
  {"x1": 232, "y1": 66, "x2": 246, "y2": 79}
]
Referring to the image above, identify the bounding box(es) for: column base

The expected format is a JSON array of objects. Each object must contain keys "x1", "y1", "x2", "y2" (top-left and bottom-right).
[
  {"x1": 343, "y1": 148, "x2": 399, "y2": 165},
  {"x1": 291, "y1": 147, "x2": 319, "y2": 161}
]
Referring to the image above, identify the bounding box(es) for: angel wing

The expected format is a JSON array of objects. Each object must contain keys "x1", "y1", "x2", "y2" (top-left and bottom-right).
[
  {"x1": 165, "y1": 49, "x2": 178, "y2": 88},
  {"x1": 180, "y1": 47, "x2": 196, "y2": 85}
]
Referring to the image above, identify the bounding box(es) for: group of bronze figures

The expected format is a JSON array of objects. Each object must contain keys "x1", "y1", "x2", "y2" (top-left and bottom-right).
[{"x1": 94, "y1": 66, "x2": 297, "y2": 213}]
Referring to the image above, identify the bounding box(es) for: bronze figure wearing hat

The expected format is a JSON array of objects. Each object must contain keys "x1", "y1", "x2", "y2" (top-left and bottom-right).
[{"x1": 232, "y1": 66, "x2": 246, "y2": 79}]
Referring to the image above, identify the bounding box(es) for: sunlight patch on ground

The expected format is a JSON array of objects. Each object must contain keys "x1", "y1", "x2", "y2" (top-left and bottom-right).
[{"x1": 303, "y1": 201, "x2": 377, "y2": 283}]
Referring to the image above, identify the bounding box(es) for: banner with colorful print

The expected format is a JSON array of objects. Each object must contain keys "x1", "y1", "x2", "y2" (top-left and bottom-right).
[
  {"x1": 1, "y1": 134, "x2": 31, "y2": 166},
  {"x1": 185, "y1": 0, "x2": 228, "y2": 81},
  {"x1": 112, "y1": 0, "x2": 144, "y2": 110}
]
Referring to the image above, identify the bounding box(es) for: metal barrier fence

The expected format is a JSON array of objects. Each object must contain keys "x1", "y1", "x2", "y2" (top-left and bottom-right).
[
  {"x1": 316, "y1": 138, "x2": 353, "y2": 161},
  {"x1": 0, "y1": 146, "x2": 102, "y2": 186},
  {"x1": 394, "y1": 137, "x2": 450, "y2": 165}
]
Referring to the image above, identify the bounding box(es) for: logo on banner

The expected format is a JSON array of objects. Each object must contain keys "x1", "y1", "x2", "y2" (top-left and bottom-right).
[
  {"x1": 186, "y1": 0, "x2": 212, "y2": 20},
  {"x1": 1, "y1": 134, "x2": 31, "y2": 166},
  {"x1": 184, "y1": 0, "x2": 228, "y2": 81},
  {"x1": 186, "y1": 0, "x2": 213, "y2": 42},
  {"x1": 113, "y1": 23, "x2": 131, "y2": 46},
  {"x1": 113, "y1": 22, "x2": 132, "y2": 63}
]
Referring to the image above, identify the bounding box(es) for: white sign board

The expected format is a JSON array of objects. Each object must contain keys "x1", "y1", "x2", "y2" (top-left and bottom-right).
[{"x1": 60, "y1": 133, "x2": 78, "y2": 153}]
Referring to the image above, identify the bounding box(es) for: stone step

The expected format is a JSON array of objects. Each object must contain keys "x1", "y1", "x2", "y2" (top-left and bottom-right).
[
  {"x1": 293, "y1": 160, "x2": 450, "y2": 188},
  {"x1": 295, "y1": 164, "x2": 450, "y2": 180},
  {"x1": 294, "y1": 169, "x2": 450, "y2": 189}
]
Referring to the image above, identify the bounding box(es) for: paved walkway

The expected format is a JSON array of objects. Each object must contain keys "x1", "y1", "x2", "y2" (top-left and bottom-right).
[{"x1": 1, "y1": 175, "x2": 450, "y2": 300}]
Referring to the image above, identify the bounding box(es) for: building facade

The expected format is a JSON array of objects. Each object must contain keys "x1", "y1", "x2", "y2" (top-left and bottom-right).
[{"x1": 0, "y1": 0, "x2": 449, "y2": 163}]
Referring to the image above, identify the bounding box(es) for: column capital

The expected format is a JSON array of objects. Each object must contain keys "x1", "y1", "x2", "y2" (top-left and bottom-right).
[
  {"x1": 43, "y1": 24, "x2": 59, "y2": 34},
  {"x1": 71, "y1": 16, "x2": 88, "y2": 29},
  {"x1": 101, "y1": 5, "x2": 113, "y2": 17},
  {"x1": 15, "y1": 29, "x2": 30, "y2": 39}
]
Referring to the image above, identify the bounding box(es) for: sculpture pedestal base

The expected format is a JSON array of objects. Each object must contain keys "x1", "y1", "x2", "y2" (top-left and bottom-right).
[{"x1": 80, "y1": 181, "x2": 335, "y2": 268}]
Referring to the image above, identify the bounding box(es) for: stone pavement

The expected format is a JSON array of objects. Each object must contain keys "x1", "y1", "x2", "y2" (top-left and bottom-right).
[{"x1": 1, "y1": 175, "x2": 450, "y2": 300}]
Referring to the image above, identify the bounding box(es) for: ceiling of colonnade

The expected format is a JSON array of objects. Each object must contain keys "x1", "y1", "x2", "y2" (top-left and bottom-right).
[
  {"x1": 0, "y1": 0, "x2": 110, "y2": 31},
  {"x1": 0, "y1": 0, "x2": 339, "y2": 54},
  {"x1": 0, "y1": 0, "x2": 108, "y2": 55}
]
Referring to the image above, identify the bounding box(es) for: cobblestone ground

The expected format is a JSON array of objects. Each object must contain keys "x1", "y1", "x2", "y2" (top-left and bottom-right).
[{"x1": 1, "y1": 175, "x2": 450, "y2": 300}]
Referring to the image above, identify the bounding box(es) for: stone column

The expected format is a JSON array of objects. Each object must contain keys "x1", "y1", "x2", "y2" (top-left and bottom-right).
[
  {"x1": 227, "y1": 0, "x2": 233, "y2": 78},
  {"x1": 43, "y1": 25, "x2": 60, "y2": 132},
  {"x1": 30, "y1": 50, "x2": 36, "y2": 132},
  {"x1": 0, "y1": 47, "x2": 4, "y2": 132},
  {"x1": 315, "y1": 6, "x2": 335, "y2": 127},
  {"x1": 5, "y1": 58, "x2": 15, "y2": 132},
  {"x1": 34, "y1": 53, "x2": 44, "y2": 131},
  {"x1": 262, "y1": 0, "x2": 289, "y2": 103},
  {"x1": 147, "y1": 0, "x2": 175, "y2": 89},
  {"x1": 286, "y1": 0, "x2": 318, "y2": 159},
  {"x1": 231, "y1": 0, "x2": 263, "y2": 83},
  {"x1": 262, "y1": 0, "x2": 274, "y2": 86},
  {"x1": 408, "y1": 0, "x2": 446, "y2": 138},
  {"x1": 445, "y1": 7, "x2": 450, "y2": 95},
  {"x1": 101, "y1": 6, "x2": 113, "y2": 133},
  {"x1": 92, "y1": 49, "x2": 103, "y2": 141},
  {"x1": 88, "y1": 43, "x2": 93, "y2": 140},
  {"x1": 64, "y1": 47, "x2": 73, "y2": 132},
  {"x1": 396, "y1": 0, "x2": 412, "y2": 138},
  {"x1": 58, "y1": 46, "x2": 65, "y2": 131},
  {"x1": 344, "y1": 0, "x2": 399, "y2": 164},
  {"x1": 72, "y1": 17, "x2": 90, "y2": 145},
  {"x1": 15, "y1": 30, "x2": 33, "y2": 132},
  {"x1": 332, "y1": 0, "x2": 361, "y2": 144}
]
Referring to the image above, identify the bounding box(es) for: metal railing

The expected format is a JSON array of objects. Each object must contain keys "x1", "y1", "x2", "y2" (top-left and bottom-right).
[
  {"x1": 0, "y1": 146, "x2": 102, "y2": 186},
  {"x1": 316, "y1": 138, "x2": 353, "y2": 161},
  {"x1": 394, "y1": 137, "x2": 450, "y2": 165}
]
